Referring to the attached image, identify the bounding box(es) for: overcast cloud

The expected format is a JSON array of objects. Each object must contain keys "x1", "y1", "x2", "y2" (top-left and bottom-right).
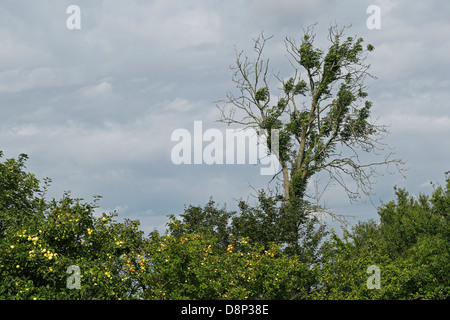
[{"x1": 1, "y1": 0, "x2": 449, "y2": 234}]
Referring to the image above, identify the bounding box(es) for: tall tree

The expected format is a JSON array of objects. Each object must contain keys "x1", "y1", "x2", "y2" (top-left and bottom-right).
[
  {"x1": 218, "y1": 24, "x2": 404, "y2": 204},
  {"x1": 218, "y1": 24, "x2": 404, "y2": 248}
]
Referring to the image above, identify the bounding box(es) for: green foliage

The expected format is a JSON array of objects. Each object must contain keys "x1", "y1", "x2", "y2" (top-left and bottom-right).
[
  {"x1": 177, "y1": 191, "x2": 328, "y2": 262},
  {"x1": 232, "y1": 195, "x2": 283, "y2": 248},
  {"x1": 316, "y1": 174, "x2": 450, "y2": 299},
  {"x1": 0, "y1": 152, "x2": 42, "y2": 237},
  {"x1": 0, "y1": 152, "x2": 448, "y2": 300},
  {"x1": 0, "y1": 152, "x2": 146, "y2": 299},
  {"x1": 255, "y1": 87, "x2": 270, "y2": 102},
  {"x1": 142, "y1": 221, "x2": 315, "y2": 299},
  {"x1": 175, "y1": 199, "x2": 234, "y2": 251},
  {"x1": 298, "y1": 35, "x2": 323, "y2": 71}
]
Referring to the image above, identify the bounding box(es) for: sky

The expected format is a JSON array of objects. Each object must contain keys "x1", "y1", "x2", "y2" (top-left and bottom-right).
[{"x1": 1, "y1": 0, "x2": 449, "y2": 235}]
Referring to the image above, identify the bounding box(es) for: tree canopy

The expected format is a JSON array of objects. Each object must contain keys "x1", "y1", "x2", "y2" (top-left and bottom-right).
[{"x1": 0, "y1": 151, "x2": 448, "y2": 299}]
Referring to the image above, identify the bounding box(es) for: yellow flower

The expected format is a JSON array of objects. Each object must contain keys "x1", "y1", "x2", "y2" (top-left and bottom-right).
[
  {"x1": 87, "y1": 228, "x2": 93, "y2": 235},
  {"x1": 10, "y1": 245, "x2": 15, "y2": 249},
  {"x1": 43, "y1": 251, "x2": 57, "y2": 260},
  {"x1": 102, "y1": 217, "x2": 107, "y2": 222}
]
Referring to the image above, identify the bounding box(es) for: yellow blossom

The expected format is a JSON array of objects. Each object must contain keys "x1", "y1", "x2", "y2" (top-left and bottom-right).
[{"x1": 43, "y1": 251, "x2": 57, "y2": 260}]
